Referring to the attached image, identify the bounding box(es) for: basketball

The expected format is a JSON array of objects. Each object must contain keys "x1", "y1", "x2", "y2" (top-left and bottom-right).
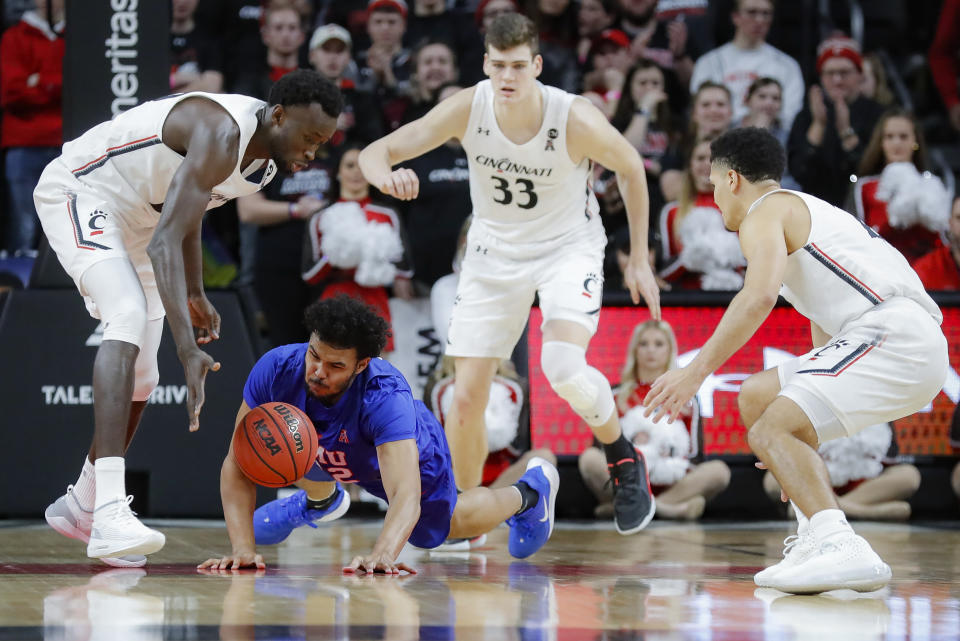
[{"x1": 232, "y1": 402, "x2": 319, "y2": 488}]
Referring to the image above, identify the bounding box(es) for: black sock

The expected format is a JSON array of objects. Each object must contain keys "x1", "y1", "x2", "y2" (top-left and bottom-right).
[
  {"x1": 513, "y1": 480, "x2": 539, "y2": 514},
  {"x1": 306, "y1": 491, "x2": 337, "y2": 511},
  {"x1": 603, "y1": 434, "x2": 636, "y2": 466}
]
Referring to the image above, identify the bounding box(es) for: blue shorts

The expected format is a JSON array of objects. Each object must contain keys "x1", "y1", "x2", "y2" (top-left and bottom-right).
[{"x1": 302, "y1": 446, "x2": 459, "y2": 549}]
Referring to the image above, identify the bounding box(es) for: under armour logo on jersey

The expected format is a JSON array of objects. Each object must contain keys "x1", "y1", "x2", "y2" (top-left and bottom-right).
[
  {"x1": 477, "y1": 127, "x2": 489, "y2": 136},
  {"x1": 338, "y1": 429, "x2": 350, "y2": 444},
  {"x1": 544, "y1": 139, "x2": 555, "y2": 151}
]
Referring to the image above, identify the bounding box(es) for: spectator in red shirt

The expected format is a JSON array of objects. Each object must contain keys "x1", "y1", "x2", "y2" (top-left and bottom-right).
[
  {"x1": 0, "y1": 0, "x2": 64, "y2": 255},
  {"x1": 578, "y1": 320, "x2": 731, "y2": 520},
  {"x1": 914, "y1": 197, "x2": 960, "y2": 291},
  {"x1": 852, "y1": 108, "x2": 950, "y2": 265},
  {"x1": 929, "y1": 0, "x2": 960, "y2": 132}
]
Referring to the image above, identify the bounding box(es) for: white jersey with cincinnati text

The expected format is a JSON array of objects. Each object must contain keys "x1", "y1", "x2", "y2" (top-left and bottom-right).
[
  {"x1": 56, "y1": 92, "x2": 277, "y2": 228},
  {"x1": 461, "y1": 80, "x2": 599, "y2": 244},
  {"x1": 748, "y1": 189, "x2": 942, "y2": 336}
]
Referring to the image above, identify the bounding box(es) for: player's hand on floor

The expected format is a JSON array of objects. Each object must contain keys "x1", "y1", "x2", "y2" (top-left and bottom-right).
[
  {"x1": 643, "y1": 367, "x2": 701, "y2": 423},
  {"x1": 197, "y1": 552, "x2": 265, "y2": 571},
  {"x1": 343, "y1": 553, "x2": 416, "y2": 575},
  {"x1": 181, "y1": 347, "x2": 220, "y2": 432},
  {"x1": 188, "y1": 294, "x2": 221, "y2": 344}
]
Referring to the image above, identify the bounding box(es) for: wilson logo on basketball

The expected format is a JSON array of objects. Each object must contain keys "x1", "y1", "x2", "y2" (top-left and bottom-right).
[
  {"x1": 273, "y1": 403, "x2": 305, "y2": 453},
  {"x1": 253, "y1": 418, "x2": 282, "y2": 456}
]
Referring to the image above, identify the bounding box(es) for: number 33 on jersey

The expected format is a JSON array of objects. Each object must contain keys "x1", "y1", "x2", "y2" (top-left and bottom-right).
[{"x1": 463, "y1": 80, "x2": 599, "y2": 244}]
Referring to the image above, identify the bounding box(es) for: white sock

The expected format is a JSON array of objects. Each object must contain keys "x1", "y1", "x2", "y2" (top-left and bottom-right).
[
  {"x1": 72, "y1": 457, "x2": 96, "y2": 512},
  {"x1": 791, "y1": 501, "x2": 809, "y2": 535},
  {"x1": 808, "y1": 508, "x2": 853, "y2": 541},
  {"x1": 94, "y1": 457, "x2": 127, "y2": 510}
]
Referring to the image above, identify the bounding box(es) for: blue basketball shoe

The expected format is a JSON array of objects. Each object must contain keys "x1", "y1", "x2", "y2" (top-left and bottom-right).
[
  {"x1": 505, "y1": 457, "x2": 560, "y2": 559},
  {"x1": 254, "y1": 485, "x2": 350, "y2": 545}
]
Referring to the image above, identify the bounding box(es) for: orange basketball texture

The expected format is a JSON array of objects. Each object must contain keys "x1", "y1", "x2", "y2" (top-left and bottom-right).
[{"x1": 232, "y1": 402, "x2": 319, "y2": 487}]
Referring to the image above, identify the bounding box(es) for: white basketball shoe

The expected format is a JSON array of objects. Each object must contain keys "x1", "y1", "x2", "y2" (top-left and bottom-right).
[
  {"x1": 45, "y1": 486, "x2": 148, "y2": 568},
  {"x1": 754, "y1": 530, "x2": 816, "y2": 587},
  {"x1": 87, "y1": 495, "x2": 166, "y2": 559},
  {"x1": 764, "y1": 531, "x2": 891, "y2": 594}
]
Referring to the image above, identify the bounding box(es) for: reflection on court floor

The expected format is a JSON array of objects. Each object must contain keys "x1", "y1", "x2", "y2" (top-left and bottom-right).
[{"x1": 0, "y1": 520, "x2": 957, "y2": 640}]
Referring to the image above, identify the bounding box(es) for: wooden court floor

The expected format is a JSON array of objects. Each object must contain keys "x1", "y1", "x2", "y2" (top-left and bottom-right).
[{"x1": 0, "y1": 518, "x2": 958, "y2": 640}]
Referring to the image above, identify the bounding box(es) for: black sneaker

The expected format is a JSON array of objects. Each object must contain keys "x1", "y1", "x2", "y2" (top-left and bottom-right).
[{"x1": 608, "y1": 449, "x2": 656, "y2": 535}]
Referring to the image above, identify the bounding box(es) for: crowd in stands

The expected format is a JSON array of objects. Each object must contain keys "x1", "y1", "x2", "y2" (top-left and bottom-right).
[{"x1": 2, "y1": 0, "x2": 959, "y2": 517}]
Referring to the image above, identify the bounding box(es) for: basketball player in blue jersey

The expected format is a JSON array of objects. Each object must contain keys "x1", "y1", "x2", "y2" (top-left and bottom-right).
[
  {"x1": 358, "y1": 13, "x2": 660, "y2": 537},
  {"x1": 40, "y1": 70, "x2": 342, "y2": 566},
  {"x1": 644, "y1": 128, "x2": 948, "y2": 593},
  {"x1": 198, "y1": 296, "x2": 560, "y2": 574}
]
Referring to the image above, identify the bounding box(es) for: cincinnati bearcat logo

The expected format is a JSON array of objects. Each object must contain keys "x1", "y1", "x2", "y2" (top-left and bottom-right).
[
  {"x1": 582, "y1": 272, "x2": 601, "y2": 298},
  {"x1": 87, "y1": 210, "x2": 107, "y2": 236}
]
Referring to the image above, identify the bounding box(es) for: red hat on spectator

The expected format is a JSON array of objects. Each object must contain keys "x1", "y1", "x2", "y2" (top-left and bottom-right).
[
  {"x1": 368, "y1": 0, "x2": 408, "y2": 18},
  {"x1": 816, "y1": 35, "x2": 863, "y2": 74},
  {"x1": 474, "y1": 0, "x2": 520, "y2": 27},
  {"x1": 591, "y1": 29, "x2": 630, "y2": 55}
]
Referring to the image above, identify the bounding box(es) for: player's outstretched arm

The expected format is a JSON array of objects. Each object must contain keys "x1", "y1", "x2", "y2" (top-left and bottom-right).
[
  {"x1": 358, "y1": 86, "x2": 474, "y2": 201},
  {"x1": 567, "y1": 98, "x2": 661, "y2": 319},
  {"x1": 148, "y1": 99, "x2": 239, "y2": 430},
  {"x1": 198, "y1": 401, "x2": 264, "y2": 570},
  {"x1": 644, "y1": 202, "x2": 788, "y2": 422},
  {"x1": 345, "y1": 438, "x2": 421, "y2": 575}
]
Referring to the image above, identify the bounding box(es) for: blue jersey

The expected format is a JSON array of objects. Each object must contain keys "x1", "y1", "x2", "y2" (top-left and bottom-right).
[{"x1": 243, "y1": 344, "x2": 453, "y2": 503}]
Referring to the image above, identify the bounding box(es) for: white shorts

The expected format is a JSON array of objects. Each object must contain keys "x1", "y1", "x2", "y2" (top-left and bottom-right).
[
  {"x1": 33, "y1": 159, "x2": 164, "y2": 320},
  {"x1": 777, "y1": 297, "x2": 949, "y2": 443},
  {"x1": 446, "y1": 218, "x2": 606, "y2": 359}
]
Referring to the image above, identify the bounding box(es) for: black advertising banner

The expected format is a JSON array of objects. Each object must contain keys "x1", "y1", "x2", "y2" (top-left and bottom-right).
[
  {"x1": 0, "y1": 290, "x2": 258, "y2": 517},
  {"x1": 62, "y1": 0, "x2": 170, "y2": 140}
]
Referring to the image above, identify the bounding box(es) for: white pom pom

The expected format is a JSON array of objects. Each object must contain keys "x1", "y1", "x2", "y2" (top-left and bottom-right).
[
  {"x1": 819, "y1": 423, "x2": 891, "y2": 486},
  {"x1": 319, "y1": 202, "x2": 368, "y2": 268},
  {"x1": 877, "y1": 162, "x2": 950, "y2": 232},
  {"x1": 484, "y1": 380, "x2": 522, "y2": 451},
  {"x1": 439, "y1": 379, "x2": 520, "y2": 452},
  {"x1": 623, "y1": 407, "x2": 690, "y2": 485},
  {"x1": 678, "y1": 207, "x2": 744, "y2": 273},
  {"x1": 354, "y1": 220, "x2": 403, "y2": 286},
  {"x1": 700, "y1": 268, "x2": 744, "y2": 291},
  {"x1": 915, "y1": 174, "x2": 951, "y2": 232}
]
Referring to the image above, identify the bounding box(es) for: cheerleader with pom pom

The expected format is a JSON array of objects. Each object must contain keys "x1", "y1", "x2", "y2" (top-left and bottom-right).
[
  {"x1": 658, "y1": 139, "x2": 746, "y2": 291},
  {"x1": 852, "y1": 109, "x2": 950, "y2": 265},
  {"x1": 302, "y1": 146, "x2": 414, "y2": 353},
  {"x1": 762, "y1": 423, "x2": 921, "y2": 521},
  {"x1": 578, "y1": 320, "x2": 731, "y2": 520}
]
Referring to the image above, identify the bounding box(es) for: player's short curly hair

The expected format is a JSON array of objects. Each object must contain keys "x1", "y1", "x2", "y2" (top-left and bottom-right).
[
  {"x1": 709, "y1": 127, "x2": 785, "y2": 183},
  {"x1": 303, "y1": 295, "x2": 390, "y2": 360},
  {"x1": 268, "y1": 69, "x2": 343, "y2": 119}
]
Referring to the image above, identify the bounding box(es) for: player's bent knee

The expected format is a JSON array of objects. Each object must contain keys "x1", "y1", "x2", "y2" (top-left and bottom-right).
[
  {"x1": 131, "y1": 318, "x2": 163, "y2": 401},
  {"x1": 541, "y1": 341, "x2": 615, "y2": 427},
  {"x1": 132, "y1": 363, "x2": 159, "y2": 401}
]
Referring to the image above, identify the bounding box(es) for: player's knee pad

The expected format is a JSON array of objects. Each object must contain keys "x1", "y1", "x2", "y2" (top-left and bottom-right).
[
  {"x1": 540, "y1": 341, "x2": 615, "y2": 427},
  {"x1": 132, "y1": 318, "x2": 163, "y2": 401},
  {"x1": 81, "y1": 258, "x2": 148, "y2": 347}
]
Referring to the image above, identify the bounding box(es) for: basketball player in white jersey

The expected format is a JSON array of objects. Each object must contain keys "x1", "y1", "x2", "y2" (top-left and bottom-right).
[
  {"x1": 359, "y1": 14, "x2": 661, "y2": 535},
  {"x1": 644, "y1": 127, "x2": 948, "y2": 593},
  {"x1": 39, "y1": 70, "x2": 342, "y2": 565}
]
